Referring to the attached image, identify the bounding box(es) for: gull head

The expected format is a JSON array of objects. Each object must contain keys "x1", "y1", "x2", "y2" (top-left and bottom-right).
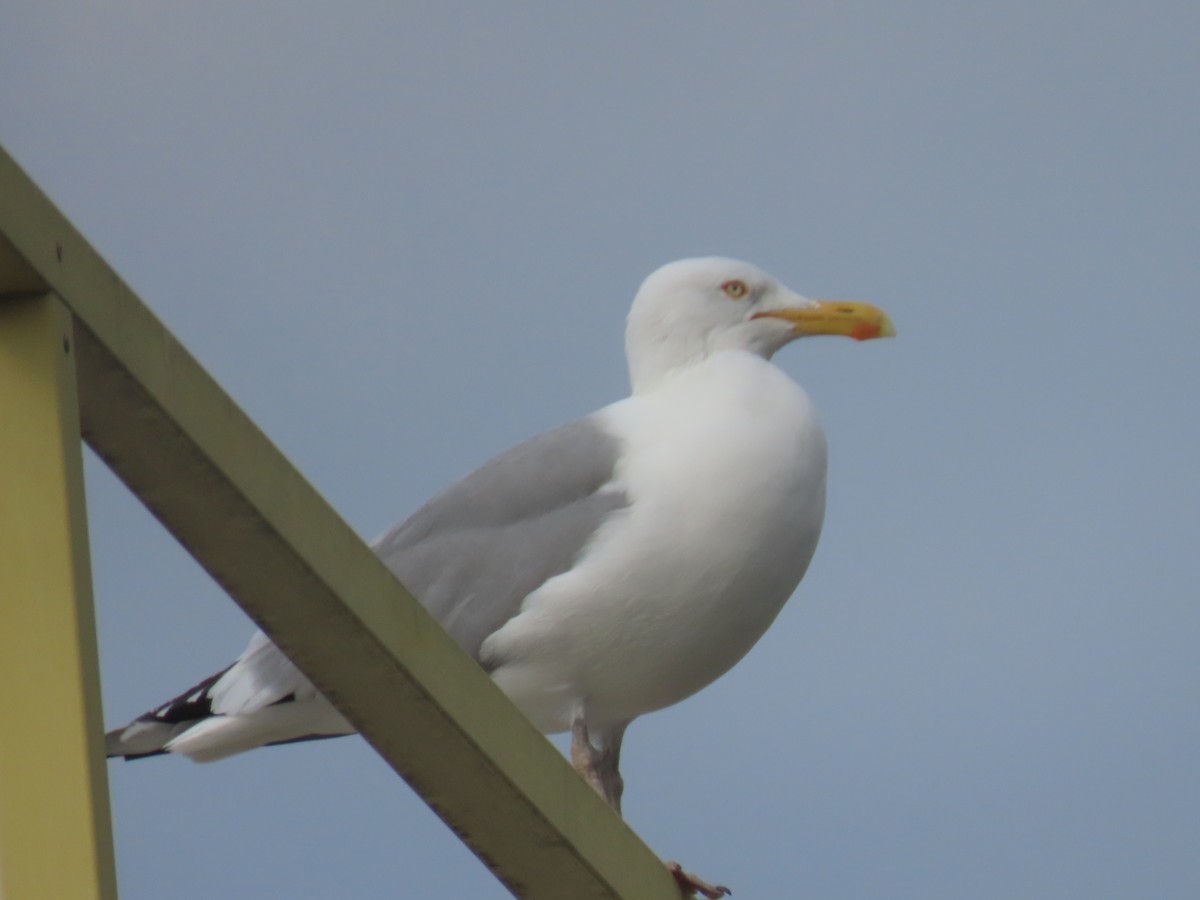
[{"x1": 625, "y1": 257, "x2": 894, "y2": 392}]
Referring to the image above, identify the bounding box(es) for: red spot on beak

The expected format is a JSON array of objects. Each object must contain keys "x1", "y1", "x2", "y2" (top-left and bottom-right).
[{"x1": 850, "y1": 322, "x2": 880, "y2": 341}]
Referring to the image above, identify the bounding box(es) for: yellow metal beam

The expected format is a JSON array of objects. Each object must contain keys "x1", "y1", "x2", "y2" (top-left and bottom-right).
[
  {"x1": 0, "y1": 294, "x2": 118, "y2": 900},
  {"x1": 0, "y1": 144, "x2": 682, "y2": 898}
]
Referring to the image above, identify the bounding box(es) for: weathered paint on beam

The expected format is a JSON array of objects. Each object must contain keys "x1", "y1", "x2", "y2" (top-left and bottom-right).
[
  {"x1": 0, "y1": 295, "x2": 118, "y2": 900},
  {"x1": 0, "y1": 144, "x2": 682, "y2": 898}
]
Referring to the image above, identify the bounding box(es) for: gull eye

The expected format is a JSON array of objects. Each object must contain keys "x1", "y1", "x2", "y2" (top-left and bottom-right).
[{"x1": 721, "y1": 279, "x2": 749, "y2": 299}]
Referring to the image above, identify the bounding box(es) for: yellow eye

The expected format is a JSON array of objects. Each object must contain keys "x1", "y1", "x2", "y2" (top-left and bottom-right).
[{"x1": 721, "y1": 279, "x2": 749, "y2": 299}]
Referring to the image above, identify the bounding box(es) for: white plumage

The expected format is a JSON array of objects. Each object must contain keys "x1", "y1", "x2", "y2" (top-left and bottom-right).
[{"x1": 107, "y1": 257, "x2": 893, "y2": 816}]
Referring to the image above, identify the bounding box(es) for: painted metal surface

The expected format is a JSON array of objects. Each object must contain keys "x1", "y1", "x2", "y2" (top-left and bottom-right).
[
  {"x1": 0, "y1": 144, "x2": 678, "y2": 899},
  {"x1": 0, "y1": 295, "x2": 118, "y2": 900}
]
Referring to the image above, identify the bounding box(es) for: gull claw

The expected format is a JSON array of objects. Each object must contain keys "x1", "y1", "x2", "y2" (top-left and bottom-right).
[{"x1": 666, "y1": 861, "x2": 732, "y2": 898}]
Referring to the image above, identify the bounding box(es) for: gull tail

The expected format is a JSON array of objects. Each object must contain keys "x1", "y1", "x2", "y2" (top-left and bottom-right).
[
  {"x1": 106, "y1": 637, "x2": 355, "y2": 763},
  {"x1": 106, "y1": 667, "x2": 233, "y2": 760}
]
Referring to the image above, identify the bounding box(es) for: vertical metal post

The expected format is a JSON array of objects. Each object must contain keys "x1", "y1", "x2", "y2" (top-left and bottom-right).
[{"x1": 0, "y1": 295, "x2": 118, "y2": 899}]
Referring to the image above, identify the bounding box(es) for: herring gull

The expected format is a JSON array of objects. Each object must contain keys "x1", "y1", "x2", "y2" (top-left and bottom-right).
[{"x1": 106, "y1": 256, "x2": 895, "y2": 896}]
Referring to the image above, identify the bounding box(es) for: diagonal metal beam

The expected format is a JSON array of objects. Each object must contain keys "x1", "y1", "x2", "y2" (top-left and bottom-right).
[{"x1": 0, "y1": 144, "x2": 682, "y2": 899}]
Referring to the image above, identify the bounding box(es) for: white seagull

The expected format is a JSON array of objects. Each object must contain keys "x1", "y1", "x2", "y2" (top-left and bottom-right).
[{"x1": 107, "y1": 257, "x2": 894, "y2": 897}]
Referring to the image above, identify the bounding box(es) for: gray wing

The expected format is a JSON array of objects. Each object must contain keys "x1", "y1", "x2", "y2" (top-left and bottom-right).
[{"x1": 373, "y1": 416, "x2": 628, "y2": 662}]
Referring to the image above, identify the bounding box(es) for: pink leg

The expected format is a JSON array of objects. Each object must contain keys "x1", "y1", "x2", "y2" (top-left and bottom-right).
[
  {"x1": 570, "y1": 716, "x2": 626, "y2": 813},
  {"x1": 570, "y1": 717, "x2": 731, "y2": 897}
]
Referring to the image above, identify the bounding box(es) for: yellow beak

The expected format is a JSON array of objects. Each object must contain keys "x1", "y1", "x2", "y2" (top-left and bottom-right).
[{"x1": 753, "y1": 300, "x2": 896, "y2": 341}]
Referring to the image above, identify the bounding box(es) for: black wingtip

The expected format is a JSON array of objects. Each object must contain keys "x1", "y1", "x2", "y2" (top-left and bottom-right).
[{"x1": 108, "y1": 747, "x2": 170, "y2": 762}]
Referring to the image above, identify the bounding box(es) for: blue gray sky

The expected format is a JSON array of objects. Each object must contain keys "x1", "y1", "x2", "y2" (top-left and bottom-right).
[{"x1": 2, "y1": 3, "x2": 1198, "y2": 898}]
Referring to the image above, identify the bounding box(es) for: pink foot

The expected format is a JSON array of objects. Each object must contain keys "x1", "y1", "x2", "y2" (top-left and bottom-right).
[{"x1": 666, "y1": 861, "x2": 732, "y2": 898}]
